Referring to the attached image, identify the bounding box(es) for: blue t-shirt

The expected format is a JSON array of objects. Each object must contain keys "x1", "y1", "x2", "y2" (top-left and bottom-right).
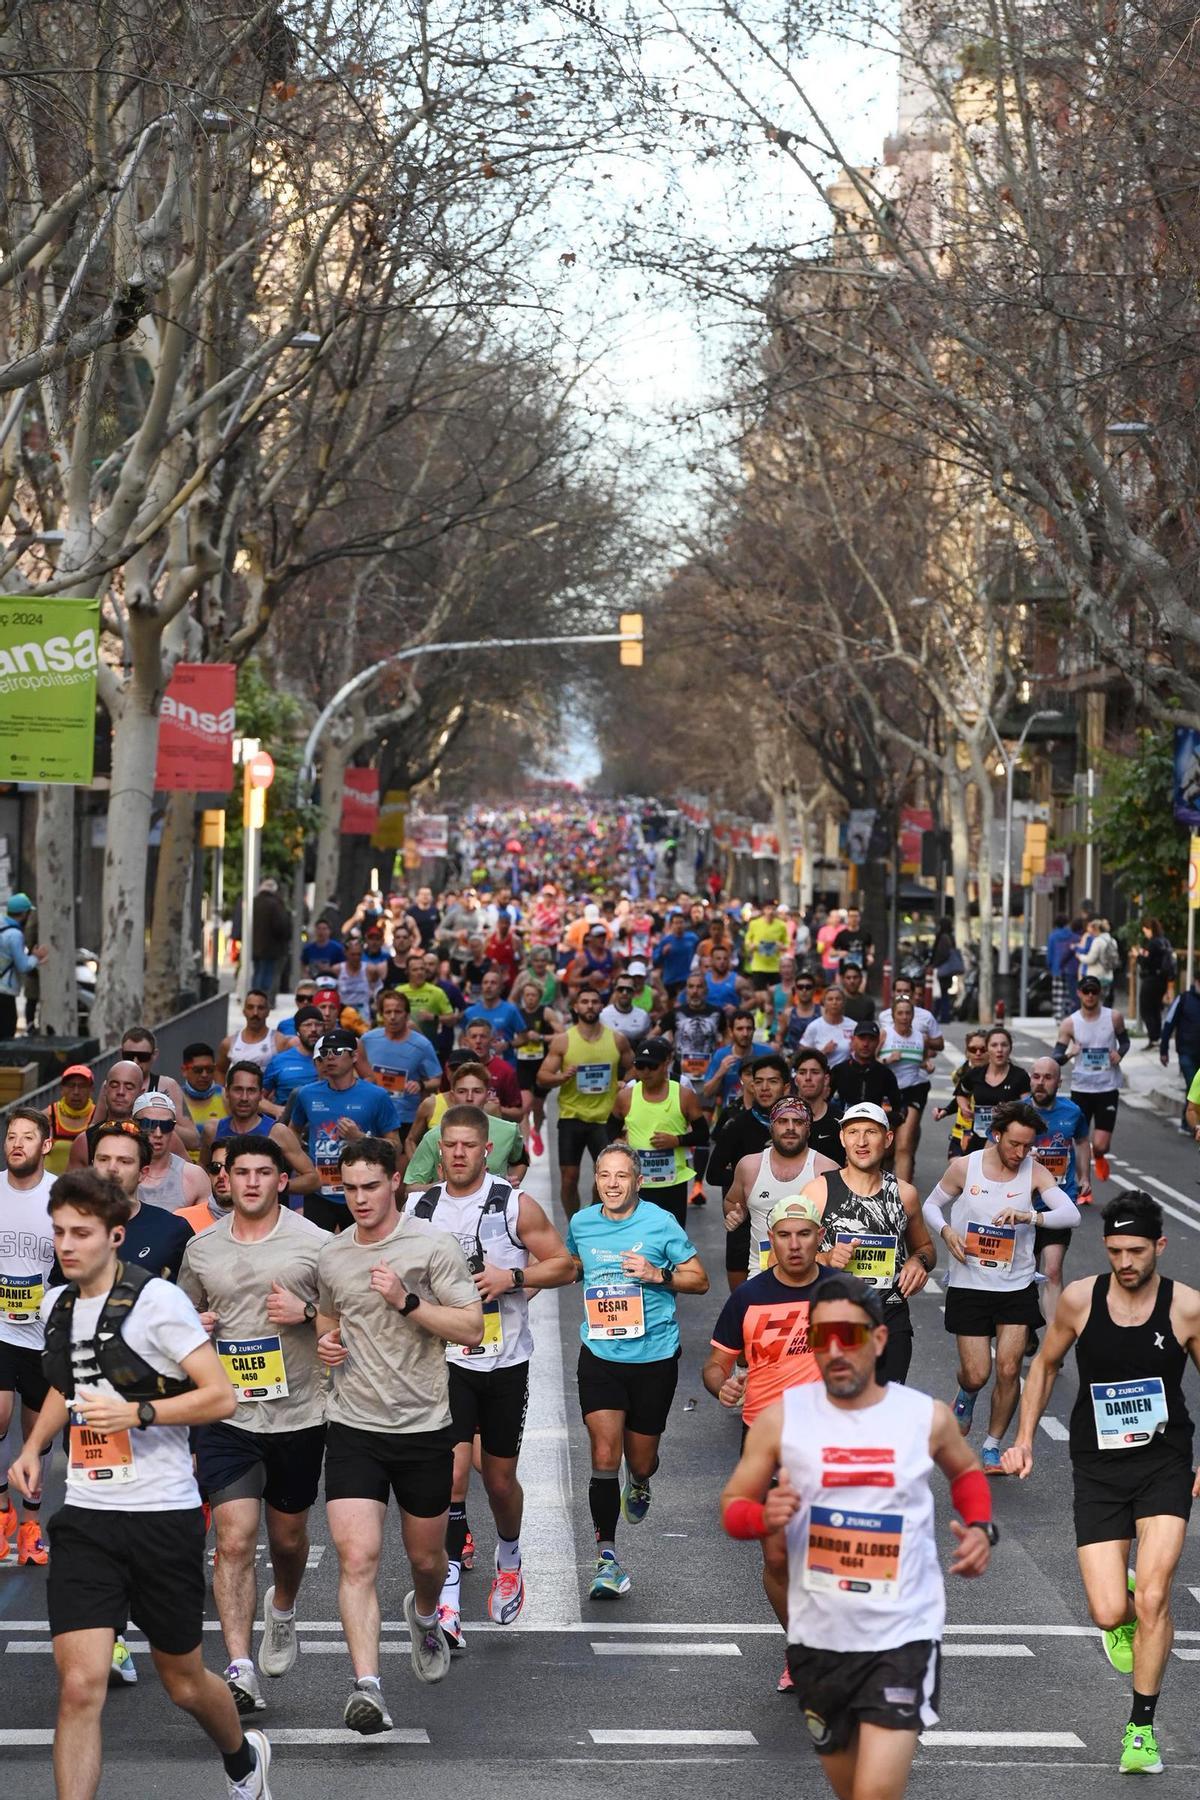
[
  {"x1": 290, "y1": 1078, "x2": 398, "y2": 1201},
  {"x1": 300, "y1": 938, "x2": 345, "y2": 972},
  {"x1": 566, "y1": 1199, "x2": 697, "y2": 1364},
  {"x1": 1045, "y1": 925, "x2": 1078, "y2": 978},
  {"x1": 262, "y1": 1047, "x2": 318, "y2": 1107},
  {"x1": 358, "y1": 1027, "x2": 442, "y2": 1125},
  {"x1": 1034, "y1": 1096, "x2": 1088, "y2": 1201},
  {"x1": 462, "y1": 999, "x2": 526, "y2": 1063},
  {"x1": 654, "y1": 932, "x2": 699, "y2": 986},
  {"x1": 703, "y1": 1045, "x2": 744, "y2": 1107},
  {"x1": 705, "y1": 972, "x2": 740, "y2": 1011}
]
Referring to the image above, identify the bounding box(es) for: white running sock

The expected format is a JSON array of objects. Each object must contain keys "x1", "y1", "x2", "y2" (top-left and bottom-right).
[
  {"x1": 496, "y1": 1536, "x2": 521, "y2": 1572},
  {"x1": 440, "y1": 1560, "x2": 462, "y2": 1613},
  {"x1": 270, "y1": 1601, "x2": 295, "y2": 1621},
  {"x1": 982, "y1": 1435, "x2": 1001, "y2": 1453}
]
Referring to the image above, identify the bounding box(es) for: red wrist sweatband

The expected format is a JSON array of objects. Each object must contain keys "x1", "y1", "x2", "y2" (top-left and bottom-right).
[
  {"x1": 724, "y1": 1498, "x2": 767, "y2": 1540},
  {"x1": 950, "y1": 1468, "x2": 992, "y2": 1524}
]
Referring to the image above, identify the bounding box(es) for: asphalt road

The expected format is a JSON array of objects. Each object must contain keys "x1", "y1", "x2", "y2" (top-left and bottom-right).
[{"x1": 7, "y1": 1025, "x2": 1200, "y2": 1796}]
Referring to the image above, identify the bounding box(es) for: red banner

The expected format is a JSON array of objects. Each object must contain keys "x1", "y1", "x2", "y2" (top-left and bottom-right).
[
  {"x1": 899, "y1": 805, "x2": 933, "y2": 873},
  {"x1": 341, "y1": 767, "x2": 380, "y2": 835},
  {"x1": 155, "y1": 663, "x2": 236, "y2": 791}
]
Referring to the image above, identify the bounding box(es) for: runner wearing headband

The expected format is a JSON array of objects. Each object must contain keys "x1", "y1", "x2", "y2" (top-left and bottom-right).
[{"x1": 1004, "y1": 1191, "x2": 1200, "y2": 1775}]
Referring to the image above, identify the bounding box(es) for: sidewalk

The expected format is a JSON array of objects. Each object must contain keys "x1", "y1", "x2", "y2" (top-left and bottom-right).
[{"x1": 954, "y1": 1016, "x2": 1189, "y2": 1122}]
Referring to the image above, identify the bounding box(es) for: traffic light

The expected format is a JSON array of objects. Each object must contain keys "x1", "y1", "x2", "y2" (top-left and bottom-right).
[{"x1": 619, "y1": 612, "x2": 644, "y2": 666}]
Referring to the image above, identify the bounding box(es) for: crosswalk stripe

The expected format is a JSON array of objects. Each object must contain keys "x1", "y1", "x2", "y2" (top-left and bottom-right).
[
  {"x1": 921, "y1": 1731, "x2": 1085, "y2": 1748},
  {"x1": 590, "y1": 1642, "x2": 741, "y2": 1656},
  {"x1": 940, "y1": 1644, "x2": 1033, "y2": 1657},
  {"x1": 589, "y1": 1729, "x2": 757, "y2": 1745}
]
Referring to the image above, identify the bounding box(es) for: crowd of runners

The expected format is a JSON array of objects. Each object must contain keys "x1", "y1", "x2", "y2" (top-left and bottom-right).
[{"x1": 0, "y1": 796, "x2": 1192, "y2": 1796}]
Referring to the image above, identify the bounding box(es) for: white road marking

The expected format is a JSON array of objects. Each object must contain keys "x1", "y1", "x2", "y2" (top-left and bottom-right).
[
  {"x1": 0, "y1": 1733, "x2": 55, "y2": 1745},
  {"x1": 1172, "y1": 1646, "x2": 1200, "y2": 1660},
  {"x1": 266, "y1": 1728, "x2": 429, "y2": 1745},
  {"x1": 1038, "y1": 1416, "x2": 1070, "y2": 1441},
  {"x1": 1109, "y1": 1157, "x2": 1200, "y2": 1218},
  {"x1": 589, "y1": 1729, "x2": 757, "y2": 1746},
  {"x1": 590, "y1": 1641, "x2": 741, "y2": 1656},
  {"x1": 921, "y1": 1732, "x2": 1085, "y2": 1748},
  {"x1": 940, "y1": 1644, "x2": 1033, "y2": 1657},
  {"x1": 1105, "y1": 1159, "x2": 1200, "y2": 1234}
]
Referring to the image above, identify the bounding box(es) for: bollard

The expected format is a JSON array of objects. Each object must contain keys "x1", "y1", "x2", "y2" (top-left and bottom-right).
[{"x1": 881, "y1": 959, "x2": 893, "y2": 1007}]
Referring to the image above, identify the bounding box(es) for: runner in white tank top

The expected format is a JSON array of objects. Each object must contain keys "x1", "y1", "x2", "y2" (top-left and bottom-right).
[
  {"x1": 1056, "y1": 976, "x2": 1129, "y2": 1187},
  {"x1": 723, "y1": 1097, "x2": 836, "y2": 1276},
  {"x1": 720, "y1": 1275, "x2": 995, "y2": 1799},
  {"x1": 227, "y1": 1023, "x2": 281, "y2": 1072}
]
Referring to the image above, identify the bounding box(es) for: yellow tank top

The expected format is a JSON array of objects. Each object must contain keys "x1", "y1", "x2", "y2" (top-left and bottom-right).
[
  {"x1": 184, "y1": 1088, "x2": 228, "y2": 1162},
  {"x1": 559, "y1": 1025, "x2": 620, "y2": 1122},
  {"x1": 46, "y1": 1099, "x2": 95, "y2": 1175},
  {"x1": 430, "y1": 1092, "x2": 449, "y2": 1129},
  {"x1": 624, "y1": 1079, "x2": 689, "y2": 1186}
]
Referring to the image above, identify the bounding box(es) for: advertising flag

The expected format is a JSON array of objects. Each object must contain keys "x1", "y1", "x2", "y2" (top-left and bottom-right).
[
  {"x1": 0, "y1": 596, "x2": 99, "y2": 783},
  {"x1": 341, "y1": 768, "x2": 379, "y2": 835},
  {"x1": 155, "y1": 662, "x2": 236, "y2": 791}
]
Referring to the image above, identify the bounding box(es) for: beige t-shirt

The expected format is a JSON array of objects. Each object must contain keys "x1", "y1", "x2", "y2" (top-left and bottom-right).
[
  {"x1": 317, "y1": 1215, "x2": 479, "y2": 1434},
  {"x1": 179, "y1": 1208, "x2": 325, "y2": 1434}
]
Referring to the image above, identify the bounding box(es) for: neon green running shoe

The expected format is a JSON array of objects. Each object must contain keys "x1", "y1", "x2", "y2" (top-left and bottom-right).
[
  {"x1": 1119, "y1": 1722, "x2": 1163, "y2": 1774},
  {"x1": 1102, "y1": 1569, "x2": 1137, "y2": 1674}
]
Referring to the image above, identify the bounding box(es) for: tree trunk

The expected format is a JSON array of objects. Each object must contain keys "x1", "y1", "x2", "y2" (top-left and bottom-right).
[
  {"x1": 976, "y1": 768, "x2": 996, "y2": 1023},
  {"x1": 947, "y1": 759, "x2": 971, "y2": 944},
  {"x1": 144, "y1": 789, "x2": 196, "y2": 1021},
  {"x1": 772, "y1": 787, "x2": 797, "y2": 908},
  {"x1": 33, "y1": 784, "x2": 78, "y2": 1037},
  {"x1": 91, "y1": 653, "x2": 164, "y2": 1043},
  {"x1": 314, "y1": 736, "x2": 351, "y2": 920}
]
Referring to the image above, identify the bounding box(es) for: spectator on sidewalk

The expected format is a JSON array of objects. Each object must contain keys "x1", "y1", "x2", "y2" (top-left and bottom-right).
[
  {"x1": 1046, "y1": 912, "x2": 1080, "y2": 1022},
  {"x1": 1136, "y1": 916, "x2": 1176, "y2": 1049},
  {"x1": 1160, "y1": 970, "x2": 1200, "y2": 1129},
  {"x1": 0, "y1": 893, "x2": 47, "y2": 1037},
  {"x1": 1078, "y1": 914, "x2": 1120, "y2": 1001},
  {"x1": 250, "y1": 876, "x2": 291, "y2": 1001}
]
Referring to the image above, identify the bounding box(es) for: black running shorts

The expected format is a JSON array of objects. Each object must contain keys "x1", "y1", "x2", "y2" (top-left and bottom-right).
[
  {"x1": 1071, "y1": 1088, "x2": 1120, "y2": 1134},
  {"x1": 943, "y1": 1281, "x2": 1043, "y2": 1337},
  {"x1": 725, "y1": 1215, "x2": 752, "y2": 1273},
  {"x1": 196, "y1": 1420, "x2": 326, "y2": 1514},
  {"x1": 787, "y1": 1638, "x2": 941, "y2": 1754},
  {"x1": 576, "y1": 1343, "x2": 679, "y2": 1437},
  {"x1": 448, "y1": 1360, "x2": 529, "y2": 1459},
  {"x1": 0, "y1": 1339, "x2": 50, "y2": 1411},
  {"x1": 324, "y1": 1420, "x2": 453, "y2": 1517},
  {"x1": 1072, "y1": 1447, "x2": 1194, "y2": 1547},
  {"x1": 47, "y1": 1504, "x2": 207, "y2": 1655},
  {"x1": 557, "y1": 1117, "x2": 610, "y2": 1170}
]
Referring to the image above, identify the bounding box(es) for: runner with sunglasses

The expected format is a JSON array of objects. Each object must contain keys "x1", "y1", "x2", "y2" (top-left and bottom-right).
[
  {"x1": 282, "y1": 1033, "x2": 399, "y2": 1232},
  {"x1": 722, "y1": 1274, "x2": 995, "y2": 1800},
  {"x1": 932, "y1": 1031, "x2": 989, "y2": 1156}
]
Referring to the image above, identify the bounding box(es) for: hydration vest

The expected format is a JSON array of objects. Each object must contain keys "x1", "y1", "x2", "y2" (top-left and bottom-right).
[
  {"x1": 410, "y1": 1179, "x2": 521, "y2": 1259},
  {"x1": 41, "y1": 1263, "x2": 196, "y2": 1402}
]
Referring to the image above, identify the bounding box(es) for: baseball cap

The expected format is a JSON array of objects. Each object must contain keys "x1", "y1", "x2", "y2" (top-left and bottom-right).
[
  {"x1": 840, "y1": 1101, "x2": 890, "y2": 1129},
  {"x1": 61, "y1": 1063, "x2": 94, "y2": 1082},
  {"x1": 315, "y1": 1028, "x2": 358, "y2": 1057},
  {"x1": 851, "y1": 1018, "x2": 881, "y2": 1038},
  {"x1": 132, "y1": 1090, "x2": 177, "y2": 1119},
  {"x1": 766, "y1": 1194, "x2": 824, "y2": 1230},
  {"x1": 4, "y1": 892, "x2": 32, "y2": 914},
  {"x1": 633, "y1": 1038, "x2": 671, "y2": 1068},
  {"x1": 1078, "y1": 975, "x2": 1101, "y2": 992},
  {"x1": 627, "y1": 959, "x2": 647, "y2": 977}
]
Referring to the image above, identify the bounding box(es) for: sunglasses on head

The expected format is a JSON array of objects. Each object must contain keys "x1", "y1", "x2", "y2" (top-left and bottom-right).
[{"x1": 809, "y1": 1320, "x2": 876, "y2": 1351}]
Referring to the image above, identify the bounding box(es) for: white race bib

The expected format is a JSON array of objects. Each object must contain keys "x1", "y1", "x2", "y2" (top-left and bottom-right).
[{"x1": 1091, "y1": 1377, "x2": 1168, "y2": 1450}]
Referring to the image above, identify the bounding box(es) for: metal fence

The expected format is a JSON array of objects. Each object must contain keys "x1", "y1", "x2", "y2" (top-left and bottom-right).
[{"x1": 6, "y1": 991, "x2": 232, "y2": 1119}]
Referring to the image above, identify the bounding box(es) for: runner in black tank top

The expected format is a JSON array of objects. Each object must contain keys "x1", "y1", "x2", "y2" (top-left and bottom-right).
[{"x1": 1003, "y1": 1190, "x2": 1200, "y2": 1777}]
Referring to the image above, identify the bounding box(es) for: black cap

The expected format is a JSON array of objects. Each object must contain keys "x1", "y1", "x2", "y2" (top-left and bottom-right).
[
  {"x1": 315, "y1": 1028, "x2": 358, "y2": 1057},
  {"x1": 293, "y1": 1005, "x2": 324, "y2": 1027},
  {"x1": 1078, "y1": 975, "x2": 1101, "y2": 992},
  {"x1": 851, "y1": 1018, "x2": 881, "y2": 1037},
  {"x1": 810, "y1": 1272, "x2": 887, "y2": 1326},
  {"x1": 633, "y1": 1038, "x2": 671, "y2": 1068}
]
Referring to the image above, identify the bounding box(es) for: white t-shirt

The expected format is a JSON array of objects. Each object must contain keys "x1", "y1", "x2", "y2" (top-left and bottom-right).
[
  {"x1": 879, "y1": 1005, "x2": 938, "y2": 1046},
  {"x1": 600, "y1": 1003, "x2": 651, "y2": 1045},
  {"x1": 40, "y1": 1277, "x2": 207, "y2": 1511},
  {"x1": 799, "y1": 1016, "x2": 857, "y2": 1068},
  {"x1": 0, "y1": 1173, "x2": 56, "y2": 1349}
]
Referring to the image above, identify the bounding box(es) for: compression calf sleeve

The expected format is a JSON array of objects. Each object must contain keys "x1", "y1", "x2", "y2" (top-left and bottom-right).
[
  {"x1": 589, "y1": 1471, "x2": 621, "y2": 1547},
  {"x1": 446, "y1": 1502, "x2": 468, "y2": 1563}
]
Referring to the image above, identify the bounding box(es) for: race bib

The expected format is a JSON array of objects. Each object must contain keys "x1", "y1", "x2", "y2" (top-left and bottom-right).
[
  {"x1": 972, "y1": 1105, "x2": 995, "y2": 1139},
  {"x1": 758, "y1": 1237, "x2": 773, "y2": 1273},
  {"x1": 681, "y1": 1056, "x2": 708, "y2": 1077},
  {"x1": 517, "y1": 1045, "x2": 543, "y2": 1060},
  {"x1": 452, "y1": 1301, "x2": 503, "y2": 1364},
  {"x1": 314, "y1": 1128, "x2": 343, "y2": 1194},
  {"x1": 217, "y1": 1335, "x2": 289, "y2": 1401},
  {"x1": 804, "y1": 1505, "x2": 902, "y2": 1597},
  {"x1": 1081, "y1": 1047, "x2": 1110, "y2": 1073},
  {"x1": 573, "y1": 1062, "x2": 612, "y2": 1096},
  {"x1": 69, "y1": 1420, "x2": 137, "y2": 1486},
  {"x1": 0, "y1": 1273, "x2": 44, "y2": 1323},
  {"x1": 1091, "y1": 1377, "x2": 1169, "y2": 1451},
  {"x1": 835, "y1": 1232, "x2": 898, "y2": 1290},
  {"x1": 1034, "y1": 1144, "x2": 1069, "y2": 1179},
  {"x1": 584, "y1": 1280, "x2": 645, "y2": 1340},
  {"x1": 372, "y1": 1066, "x2": 407, "y2": 1093},
  {"x1": 965, "y1": 1221, "x2": 1016, "y2": 1268},
  {"x1": 637, "y1": 1148, "x2": 676, "y2": 1185}
]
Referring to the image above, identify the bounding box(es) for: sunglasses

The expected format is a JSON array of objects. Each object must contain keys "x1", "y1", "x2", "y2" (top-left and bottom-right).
[
  {"x1": 316, "y1": 1047, "x2": 351, "y2": 1059},
  {"x1": 809, "y1": 1320, "x2": 876, "y2": 1351},
  {"x1": 140, "y1": 1119, "x2": 174, "y2": 1133},
  {"x1": 126, "y1": 1050, "x2": 154, "y2": 1063}
]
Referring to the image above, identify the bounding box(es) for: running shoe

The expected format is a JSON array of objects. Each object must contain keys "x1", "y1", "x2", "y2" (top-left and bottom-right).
[
  {"x1": 0, "y1": 1501, "x2": 17, "y2": 1559},
  {"x1": 1102, "y1": 1571, "x2": 1137, "y2": 1675},
  {"x1": 109, "y1": 1638, "x2": 138, "y2": 1687},
  {"x1": 461, "y1": 1529, "x2": 476, "y2": 1571},
  {"x1": 621, "y1": 1476, "x2": 653, "y2": 1524},
  {"x1": 344, "y1": 1677, "x2": 392, "y2": 1735},
  {"x1": 227, "y1": 1727, "x2": 273, "y2": 1798},
  {"x1": 1094, "y1": 1154, "x2": 1111, "y2": 1184},
  {"x1": 437, "y1": 1604, "x2": 467, "y2": 1656},
  {"x1": 952, "y1": 1387, "x2": 977, "y2": 1436},
  {"x1": 258, "y1": 1585, "x2": 297, "y2": 1679},
  {"x1": 588, "y1": 1551, "x2": 632, "y2": 1600},
  {"x1": 17, "y1": 1521, "x2": 47, "y2": 1565},
  {"x1": 225, "y1": 1660, "x2": 267, "y2": 1714},
  {"x1": 1119, "y1": 1722, "x2": 1163, "y2": 1774},
  {"x1": 981, "y1": 1445, "x2": 1004, "y2": 1475},
  {"x1": 688, "y1": 1181, "x2": 706, "y2": 1207},
  {"x1": 404, "y1": 1589, "x2": 450, "y2": 1683},
  {"x1": 488, "y1": 1565, "x2": 526, "y2": 1625},
  {"x1": 777, "y1": 1664, "x2": 794, "y2": 1694},
  {"x1": 530, "y1": 1128, "x2": 545, "y2": 1158}
]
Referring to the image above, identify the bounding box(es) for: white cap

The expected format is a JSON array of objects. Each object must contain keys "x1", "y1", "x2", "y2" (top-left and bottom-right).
[
  {"x1": 627, "y1": 959, "x2": 648, "y2": 976},
  {"x1": 132, "y1": 1089, "x2": 177, "y2": 1119},
  {"x1": 839, "y1": 1101, "x2": 890, "y2": 1130}
]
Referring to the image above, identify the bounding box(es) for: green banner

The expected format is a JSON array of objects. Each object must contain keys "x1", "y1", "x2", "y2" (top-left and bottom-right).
[{"x1": 0, "y1": 596, "x2": 99, "y2": 783}]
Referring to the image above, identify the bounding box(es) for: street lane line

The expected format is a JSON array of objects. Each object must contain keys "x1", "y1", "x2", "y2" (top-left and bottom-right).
[
  {"x1": 589, "y1": 1730, "x2": 757, "y2": 1746},
  {"x1": 1106, "y1": 1159, "x2": 1200, "y2": 1233},
  {"x1": 920, "y1": 1732, "x2": 1085, "y2": 1748},
  {"x1": 267, "y1": 1728, "x2": 429, "y2": 1745},
  {"x1": 0, "y1": 1618, "x2": 1169, "y2": 1636},
  {"x1": 0, "y1": 1733, "x2": 54, "y2": 1745},
  {"x1": 1172, "y1": 1647, "x2": 1200, "y2": 1660},
  {"x1": 1038, "y1": 1416, "x2": 1070, "y2": 1441},
  {"x1": 940, "y1": 1644, "x2": 1033, "y2": 1657},
  {"x1": 590, "y1": 1642, "x2": 741, "y2": 1656},
  {"x1": 1109, "y1": 1157, "x2": 1200, "y2": 1218}
]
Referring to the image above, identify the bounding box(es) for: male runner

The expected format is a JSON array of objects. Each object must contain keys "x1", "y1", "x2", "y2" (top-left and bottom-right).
[
  {"x1": 356, "y1": 989, "x2": 442, "y2": 1152},
  {"x1": 705, "y1": 1195, "x2": 833, "y2": 1687},
  {"x1": 10, "y1": 1170, "x2": 272, "y2": 1799},
  {"x1": 115, "y1": 1027, "x2": 199, "y2": 1154},
  {"x1": 202, "y1": 1063, "x2": 318, "y2": 1200},
  {"x1": 793, "y1": 1049, "x2": 845, "y2": 1166},
  {"x1": 403, "y1": 1062, "x2": 529, "y2": 1193},
  {"x1": 0, "y1": 1107, "x2": 55, "y2": 1563},
  {"x1": 707, "y1": 1053, "x2": 794, "y2": 1286},
  {"x1": 701, "y1": 1008, "x2": 757, "y2": 1110},
  {"x1": 1004, "y1": 1192, "x2": 1200, "y2": 1775},
  {"x1": 1029, "y1": 1056, "x2": 1091, "y2": 1318},
  {"x1": 180, "y1": 1135, "x2": 326, "y2": 1717},
  {"x1": 44, "y1": 1065, "x2": 97, "y2": 1175},
  {"x1": 1056, "y1": 973, "x2": 1127, "y2": 1184},
  {"x1": 288, "y1": 1031, "x2": 399, "y2": 1231},
  {"x1": 722, "y1": 1276, "x2": 993, "y2": 1800},
  {"x1": 180, "y1": 1043, "x2": 228, "y2": 1145},
  {"x1": 396, "y1": 949, "x2": 456, "y2": 1044},
  {"x1": 70, "y1": 1062, "x2": 188, "y2": 1166},
  {"x1": 133, "y1": 1092, "x2": 211, "y2": 1211},
  {"x1": 611, "y1": 1036, "x2": 709, "y2": 1229},
  {"x1": 743, "y1": 897, "x2": 789, "y2": 993},
  {"x1": 922, "y1": 1101, "x2": 1080, "y2": 1469},
  {"x1": 802, "y1": 1102, "x2": 935, "y2": 1384},
  {"x1": 462, "y1": 969, "x2": 526, "y2": 1062},
  {"x1": 406, "y1": 1107, "x2": 573, "y2": 1649},
  {"x1": 91, "y1": 1123, "x2": 195, "y2": 1282},
  {"x1": 724, "y1": 1096, "x2": 837, "y2": 1283},
  {"x1": 177, "y1": 1138, "x2": 235, "y2": 1236},
  {"x1": 317, "y1": 1138, "x2": 483, "y2": 1732},
  {"x1": 537, "y1": 988, "x2": 632, "y2": 1217},
  {"x1": 459, "y1": 1017, "x2": 524, "y2": 1118},
  {"x1": 661, "y1": 967, "x2": 724, "y2": 1202},
  {"x1": 566, "y1": 1141, "x2": 708, "y2": 1598},
  {"x1": 829, "y1": 1020, "x2": 904, "y2": 1121},
  {"x1": 261, "y1": 1009, "x2": 323, "y2": 1111},
  {"x1": 217, "y1": 992, "x2": 289, "y2": 1080}
]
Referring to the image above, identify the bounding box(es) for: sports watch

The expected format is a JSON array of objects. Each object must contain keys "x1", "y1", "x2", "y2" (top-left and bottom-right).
[
  {"x1": 511, "y1": 1267, "x2": 525, "y2": 1290},
  {"x1": 400, "y1": 1291, "x2": 421, "y2": 1317},
  {"x1": 136, "y1": 1401, "x2": 157, "y2": 1430},
  {"x1": 967, "y1": 1520, "x2": 1000, "y2": 1545},
  {"x1": 303, "y1": 1301, "x2": 317, "y2": 1322}
]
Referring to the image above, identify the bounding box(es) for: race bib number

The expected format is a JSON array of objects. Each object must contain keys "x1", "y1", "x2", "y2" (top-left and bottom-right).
[
  {"x1": 573, "y1": 1062, "x2": 612, "y2": 1096},
  {"x1": 972, "y1": 1105, "x2": 995, "y2": 1139},
  {"x1": 964, "y1": 1221, "x2": 1016, "y2": 1269},
  {"x1": 681, "y1": 1056, "x2": 708, "y2": 1077},
  {"x1": 584, "y1": 1280, "x2": 645, "y2": 1341},
  {"x1": 804, "y1": 1505, "x2": 902, "y2": 1597},
  {"x1": 218, "y1": 1335, "x2": 289, "y2": 1401},
  {"x1": 0, "y1": 1273, "x2": 44, "y2": 1322},
  {"x1": 835, "y1": 1233, "x2": 898, "y2": 1290},
  {"x1": 314, "y1": 1128, "x2": 343, "y2": 1195},
  {"x1": 69, "y1": 1421, "x2": 137, "y2": 1486},
  {"x1": 1081, "y1": 1047, "x2": 1110, "y2": 1072},
  {"x1": 1034, "y1": 1143, "x2": 1069, "y2": 1179},
  {"x1": 1091, "y1": 1377, "x2": 1169, "y2": 1451},
  {"x1": 638, "y1": 1148, "x2": 676, "y2": 1185},
  {"x1": 372, "y1": 1066, "x2": 407, "y2": 1093},
  {"x1": 452, "y1": 1301, "x2": 503, "y2": 1364},
  {"x1": 517, "y1": 1045, "x2": 543, "y2": 1060}
]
